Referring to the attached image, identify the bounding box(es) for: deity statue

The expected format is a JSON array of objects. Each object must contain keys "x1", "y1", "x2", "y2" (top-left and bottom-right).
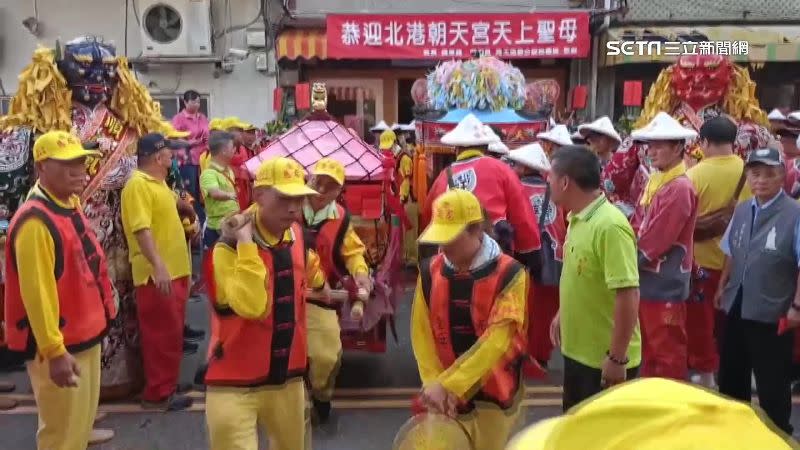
[
  {"x1": 602, "y1": 54, "x2": 772, "y2": 214},
  {"x1": 0, "y1": 36, "x2": 168, "y2": 399}
]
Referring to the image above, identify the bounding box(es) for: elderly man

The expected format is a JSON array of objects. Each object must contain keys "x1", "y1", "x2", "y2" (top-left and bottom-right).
[
  {"x1": 412, "y1": 189, "x2": 528, "y2": 450},
  {"x1": 548, "y1": 145, "x2": 641, "y2": 410},
  {"x1": 578, "y1": 117, "x2": 622, "y2": 168},
  {"x1": 716, "y1": 147, "x2": 800, "y2": 435},
  {"x1": 537, "y1": 124, "x2": 574, "y2": 158},
  {"x1": 204, "y1": 157, "x2": 330, "y2": 450},
  {"x1": 422, "y1": 114, "x2": 541, "y2": 274},
  {"x1": 4, "y1": 131, "x2": 118, "y2": 449},
  {"x1": 629, "y1": 112, "x2": 699, "y2": 380}
]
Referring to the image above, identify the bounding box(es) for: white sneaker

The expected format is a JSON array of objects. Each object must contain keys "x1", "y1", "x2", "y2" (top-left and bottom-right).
[{"x1": 89, "y1": 428, "x2": 115, "y2": 446}]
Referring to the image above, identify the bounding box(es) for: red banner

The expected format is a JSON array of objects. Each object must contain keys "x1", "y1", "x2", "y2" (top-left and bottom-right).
[{"x1": 326, "y1": 13, "x2": 590, "y2": 60}]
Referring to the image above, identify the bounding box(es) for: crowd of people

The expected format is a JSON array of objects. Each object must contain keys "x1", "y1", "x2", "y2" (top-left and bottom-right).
[{"x1": 4, "y1": 80, "x2": 800, "y2": 450}]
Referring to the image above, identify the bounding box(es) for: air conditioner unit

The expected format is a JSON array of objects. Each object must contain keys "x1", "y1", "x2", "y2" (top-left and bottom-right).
[{"x1": 140, "y1": 0, "x2": 213, "y2": 57}]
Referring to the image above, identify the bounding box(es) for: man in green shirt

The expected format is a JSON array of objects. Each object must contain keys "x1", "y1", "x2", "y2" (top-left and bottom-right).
[
  {"x1": 199, "y1": 131, "x2": 239, "y2": 249},
  {"x1": 548, "y1": 145, "x2": 641, "y2": 411}
]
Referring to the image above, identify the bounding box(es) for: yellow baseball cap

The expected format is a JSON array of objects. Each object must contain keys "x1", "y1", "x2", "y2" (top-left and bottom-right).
[
  {"x1": 379, "y1": 129, "x2": 397, "y2": 150},
  {"x1": 312, "y1": 158, "x2": 346, "y2": 186},
  {"x1": 226, "y1": 116, "x2": 256, "y2": 131},
  {"x1": 159, "y1": 121, "x2": 191, "y2": 139},
  {"x1": 254, "y1": 157, "x2": 318, "y2": 197},
  {"x1": 33, "y1": 130, "x2": 101, "y2": 163},
  {"x1": 506, "y1": 378, "x2": 796, "y2": 450},
  {"x1": 209, "y1": 118, "x2": 227, "y2": 131},
  {"x1": 418, "y1": 189, "x2": 483, "y2": 245}
]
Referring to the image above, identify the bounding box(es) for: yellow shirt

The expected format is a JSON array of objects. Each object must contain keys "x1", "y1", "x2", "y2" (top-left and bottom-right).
[
  {"x1": 398, "y1": 152, "x2": 413, "y2": 202},
  {"x1": 211, "y1": 212, "x2": 326, "y2": 320},
  {"x1": 686, "y1": 155, "x2": 753, "y2": 270},
  {"x1": 13, "y1": 184, "x2": 82, "y2": 359},
  {"x1": 303, "y1": 200, "x2": 369, "y2": 277},
  {"x1": 410, "y1": 265, "x2": 527, "y2": 399},
  {"x1": 121, "y1": 169, "x2": 191, "y2": 286}
]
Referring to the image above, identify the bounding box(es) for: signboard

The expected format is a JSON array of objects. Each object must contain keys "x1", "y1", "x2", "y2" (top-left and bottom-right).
[{"x1": 327, "y1": 13, "x2": 590, "y2": 60}]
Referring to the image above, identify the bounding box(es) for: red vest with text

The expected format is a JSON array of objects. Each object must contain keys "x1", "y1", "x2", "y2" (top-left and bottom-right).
[
  {"x1": 420, "y1": 253, "x2": 525, "y2": 411},
  {"x1": 204, "y1": 223, "x2": 308, "y2": 387},
  {"x1": 4, "y1": 195, "x2": 115, "y2": 359},
  {"x1": 303, "y1": 204, "x2": 350, "y2": 297},
  {"x1": 521, "y1": 178, "x2": 566, "y2": 286}
]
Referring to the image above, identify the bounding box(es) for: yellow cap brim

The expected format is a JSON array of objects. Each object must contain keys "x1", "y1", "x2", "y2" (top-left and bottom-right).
[
  {"x1": 313, "y1": 169, "x2": 344, "y2": 186},
  {"x1": 254, "y1": 181, "x2": 318, "y2": 197},
  {"x1": 418, "y1": 223, "x2": 468, "y2": 245},
  {"x1": 168, "y1": 131, "x2": 191, "y2": 138},
  {"x1": 40, "y1": 148, "x2": 102, "y2": 162}
]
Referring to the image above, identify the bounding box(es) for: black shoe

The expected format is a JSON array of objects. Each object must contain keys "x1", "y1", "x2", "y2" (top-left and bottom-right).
[
  {"x1": 176, "y1": 382, "x2": 193, "y2": 394},
  {"x1": 142, "y1": 394, "x2": 194, "y2": 412},
  {"x1": 313, "y1": 399, "x2": 331, "y2": 424},
  {"x1": 183, "y1": 325, "x2": 205, "y2": 342},
  {"x1": 183, "y1": 341, "x2": 199, "y2": 355}
]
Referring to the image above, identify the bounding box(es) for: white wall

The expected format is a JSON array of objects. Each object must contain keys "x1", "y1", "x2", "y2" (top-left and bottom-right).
[{"x1": 0, "y1": 0, "x2": 277, "y2": 125}]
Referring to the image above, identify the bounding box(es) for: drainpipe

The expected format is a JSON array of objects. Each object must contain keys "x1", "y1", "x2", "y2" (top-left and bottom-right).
[{"x1": 590, "y1": 0, "x2": 612, "y2": 118}]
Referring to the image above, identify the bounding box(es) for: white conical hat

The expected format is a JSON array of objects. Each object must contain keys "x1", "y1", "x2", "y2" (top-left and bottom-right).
[
  {"x1": 768, "y1": 108, "x2": 786, "y2": 121},
  {"x1": 549, "y1": 117, "x2": 557, "y2": 127},
  {"x1": 537, "y1": 125, "x2": 574, "y2": 147},
  {"x1": 488, "y1": 141, "x2": 510, "y2": 154},
  {"x1": 441, "y1": 114, "x2": 497, "y2": 147},
  {"x1": 400, "y1": 121, "x2": 417, "y2": 131},
  {"x1": 507, "y1": 143, "x2": 551, "y2": 172},
  {"x1": 370, "y1": 120, "x2": 389, "y2": 132},
  {"x1": 391, "y1": 123, "x2": 402, "y2": 131},
  {"x1": 631, "y1": 111, "x2": 698, "y2": 142},
  {"x1": 578, "y1": 116, "x2": 622, "y2": 143},
  {"x1": 788, "y1": 111, "x2": 800, "y2": 122}
]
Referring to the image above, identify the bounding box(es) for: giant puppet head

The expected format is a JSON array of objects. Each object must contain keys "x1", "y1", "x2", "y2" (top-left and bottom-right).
[
  {"x1": 57, "y1": 37, "x2": 119, "y2": 107},
  {"x1": 670, "y1": 54, "x2": 733, "y2": 112}
]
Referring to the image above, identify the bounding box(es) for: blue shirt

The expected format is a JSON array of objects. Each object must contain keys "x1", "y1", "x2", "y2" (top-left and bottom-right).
[{"x1": 720, "y1": 190, "x2": 800, "y2": 267}]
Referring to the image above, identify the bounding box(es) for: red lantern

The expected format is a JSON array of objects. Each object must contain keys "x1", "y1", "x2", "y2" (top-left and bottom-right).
[
  {"x1": 571, "y1": 85, "x2": 588, "y2": 110},
  {"x1": 295, "y1": 83, "x2": 310, "y2": 110},
  {"x1": 623, "y1": 81, "x2": 643, "y2": 107},
  {"x1": 273, "y1": 87, "x2": 283, "y2": 112}
]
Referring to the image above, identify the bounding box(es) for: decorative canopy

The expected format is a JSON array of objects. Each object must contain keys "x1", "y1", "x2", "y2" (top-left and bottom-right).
[
  {"x1": 427, "y1": 56, "x2": 527, "y2": 112},
  {"x1": 245, "y1": 114, "x2": 384, "y2": 181}
]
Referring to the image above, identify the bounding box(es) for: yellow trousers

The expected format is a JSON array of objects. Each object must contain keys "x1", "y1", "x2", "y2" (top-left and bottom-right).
[
  {"x1": 27, "y1": 344, "x2": 101, "y2": 450},
  {"x1": 457, "y1": 397, "x2": 525, "y2": 450},
  {"x1": 402, "y1": 202, "x2": 419, "y2": 266},
  {"x1": 307, "y1": 303, "x2": 342, "y2": 402},
  {"x1": 206, "y1": 378, "x2": 311, "y2": 450}
]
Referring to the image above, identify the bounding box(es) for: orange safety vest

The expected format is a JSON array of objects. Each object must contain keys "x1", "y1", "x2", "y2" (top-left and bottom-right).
[
  {"x1": 3, "y1": 194, "x2": 115, "y2": 359},
  {"x1": 419, "y1": 253, "x2": 525, "y2": 411},
  {"x1": 204, "y1": 223, "x2": 308, "y2": 387},
  {"x1": 303, "y1": 204, "x2": 349, "y2": 307}
]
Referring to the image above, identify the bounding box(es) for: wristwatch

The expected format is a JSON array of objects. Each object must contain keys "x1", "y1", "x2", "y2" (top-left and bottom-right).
[{"x1": 605, "y1": 351, "x2": 629, "y2": 366}]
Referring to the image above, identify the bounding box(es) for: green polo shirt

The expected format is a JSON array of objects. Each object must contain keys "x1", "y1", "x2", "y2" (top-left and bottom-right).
[
  {"x1": 560, "y1": 193, "x2": 641, "y2": 369},
  {"x1": 199, "y1": 162, "x2": 239, "y2": 230}
]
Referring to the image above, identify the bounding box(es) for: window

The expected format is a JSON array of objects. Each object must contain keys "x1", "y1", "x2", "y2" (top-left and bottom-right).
[
  {"x1": 152, "y1": 94, "x2": 210, "y2": 119},
  {"x1": 0, "y1": 96, "x2": 12, "y2": 115}
]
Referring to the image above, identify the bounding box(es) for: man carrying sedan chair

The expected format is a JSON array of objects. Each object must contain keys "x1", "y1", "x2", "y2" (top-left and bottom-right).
[
  {"x1": 302, "y1": 157, "x2": 372, "y2": 425},
  {"x1": 412, "y1": 189, "x2": 528, "y2": 450}
]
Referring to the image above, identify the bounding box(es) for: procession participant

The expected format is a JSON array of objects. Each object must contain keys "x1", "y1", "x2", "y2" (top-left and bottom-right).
[
  {"x1": 200, "y1": 131, "x2": 240, "y2": 251},
  {"x1": 412, "y1": 189, "x2": 528, "y2": 450},
  {"x1": 506, "y1": 143, "x2": 567, "y2": 371},
  {"x1": 486, "y1": 126, "x2": 509, "y2": 159},
  {"x1": 399, "y1": 123, "x2": 419, "y2": 266},
  {"x1": 204, "y1": 157, "x2": 330, "y2": 450},
  {"x1": 121, "y1": 133, "x2": 194, "y2": 411},
  {"x1": 537, "y1": 124, "x2": 574, "y2": 158},
  {"x1": 303, "y1": 157, "x2": 372, "y2": 424},
  {"x1": 171, "y1": 90, "x2": 209, "y2": 223},
  {"x1": 768, "y1": 108, "x2": 787, "y2": 132},
  {"x1": 506, "y1": 378, "x2": 796, "y2": 450},
  {"x1": 578, "y1": 117, "x2": 622, "y2": 168},
  {"x1": 199, "y1": 118, "x2": 229, "y2": 173},
  {"x1": 716, "y1": 147, "x2": 800, "y2": 435},
  {"x1": 570, "y1": 129, "x2": 586, "y2": 145},
  {"x1": 226, "y1": 116, "x2": 259, "y2": 210},
  {"x1": 629, "y1": 112, "x2": 699, "y2": 380},
  {"x1": 779, "y1": 115, "x2": 800, "y2": 196},
  {"x1": 685, "y1": 116, "x2": 750, "y2": 389},
  {"x1": 548, "y1": 146, "x2": 640, "y2": 411},
  {"x1": 4, "y1": 130, "x2": 118, "y2": 449},
  {"x1": 370, "y1": 120, "x2": 390, "y2": 148},
  {"x1": 421, "y1": 114, "x2": 542, "y2": 275},
  {"x1": 378, "y1": 129, "x2": 413, "y2": 232}
]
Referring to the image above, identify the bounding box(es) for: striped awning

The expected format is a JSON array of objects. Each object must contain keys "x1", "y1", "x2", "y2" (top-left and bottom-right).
[
  {"x1": 602, "y1": 25, "x2": 800, "y2": 66},
  {"x1": 276, "y1": 29, "x2": 327, "y2": 60},
  {"x1": 327, "y1": 86, "x2": 376, "y2": 102}
]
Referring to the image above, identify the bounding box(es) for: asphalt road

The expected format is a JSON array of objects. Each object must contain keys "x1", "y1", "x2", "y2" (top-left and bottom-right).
[{"x1": 2, "y1": 287, "x2": 800, "y2": 449}]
